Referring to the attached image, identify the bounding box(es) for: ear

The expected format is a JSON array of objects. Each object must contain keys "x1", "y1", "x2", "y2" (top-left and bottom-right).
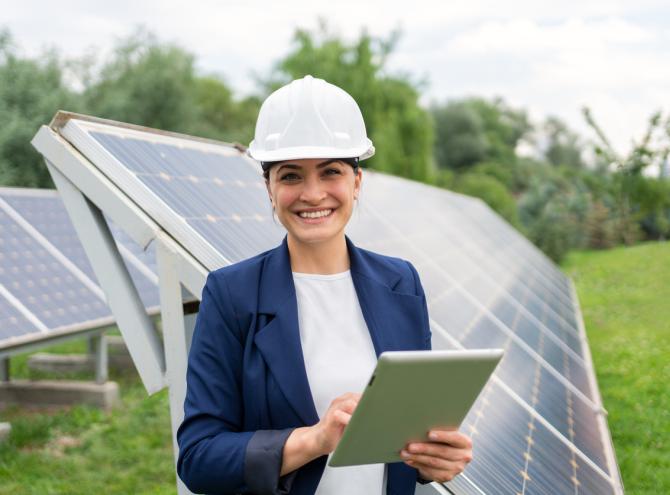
[{"x1": 354, "y1": 167, "x2": 363, "y2": 198}]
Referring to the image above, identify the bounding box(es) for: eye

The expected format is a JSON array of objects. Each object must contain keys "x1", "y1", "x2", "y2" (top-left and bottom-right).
[
  {"x1": 324, "y1": 168, "x2": 342, "y2": 176},
  {"x1": 279, "y1": 172, "x2": 301, "y2": 182}
]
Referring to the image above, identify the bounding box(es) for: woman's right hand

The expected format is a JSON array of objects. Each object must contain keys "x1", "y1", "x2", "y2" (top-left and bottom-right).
[
  {"x1": 310, "y1": 392, "x2": 361, "y2": 456},
  {"x1": 280, "y1": 392, "x2": 361, "y2": 476}
]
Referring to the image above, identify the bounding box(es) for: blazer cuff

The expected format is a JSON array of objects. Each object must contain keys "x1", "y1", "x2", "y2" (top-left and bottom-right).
[{"x1": 244, "y1": 428, "x2": 297, "y2": 495}]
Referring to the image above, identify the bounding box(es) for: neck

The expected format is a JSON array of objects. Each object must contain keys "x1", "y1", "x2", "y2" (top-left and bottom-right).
[{"x1": 287, "y1": 233, "x2": 350, "y2": 274}]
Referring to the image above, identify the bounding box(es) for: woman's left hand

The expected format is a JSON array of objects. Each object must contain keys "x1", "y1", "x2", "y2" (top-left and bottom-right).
[{"x1": 400, "y1": 429, "x2": 473, "y2": 483}]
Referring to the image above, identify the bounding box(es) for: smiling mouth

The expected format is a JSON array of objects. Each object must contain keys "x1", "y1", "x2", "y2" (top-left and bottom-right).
[{"x1": 297, "y1": 208, "x2": 334, "y2": 219}]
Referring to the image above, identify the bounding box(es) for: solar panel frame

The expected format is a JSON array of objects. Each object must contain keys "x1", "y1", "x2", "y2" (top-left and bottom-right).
[{"x1": 36, "y1": 113, "x2": 620, "y2": 495}]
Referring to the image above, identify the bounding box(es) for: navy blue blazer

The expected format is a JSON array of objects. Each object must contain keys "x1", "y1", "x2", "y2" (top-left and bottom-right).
[{"x1": 177, "y1": 235, "x2": 432, "y2": 495}]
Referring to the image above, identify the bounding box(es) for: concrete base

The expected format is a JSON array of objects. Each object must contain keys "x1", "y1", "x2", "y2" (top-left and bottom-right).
[
  {"x1": 0, "y1": 422, "x2": 10, "y2": 443},
  {"x1": 27, "y1": 352, "x2": 133, "y2": 374},
  {"x1": 0, "y1": 380, "x2": 120, "y2": 411}
]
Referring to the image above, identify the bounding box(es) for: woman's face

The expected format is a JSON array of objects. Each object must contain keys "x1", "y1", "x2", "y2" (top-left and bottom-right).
[{"x1": 266, "y1": 158, "x2": 362, "y2": 247}]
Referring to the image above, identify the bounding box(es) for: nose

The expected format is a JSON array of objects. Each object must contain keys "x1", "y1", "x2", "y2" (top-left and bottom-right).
[{"x1": 299, "y1": 173, "x2": 327, "y2": 204}]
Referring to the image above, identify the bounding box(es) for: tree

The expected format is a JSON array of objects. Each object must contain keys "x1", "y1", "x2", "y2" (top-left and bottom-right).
[
  {"x1": 431, "y1": 101, "x2": 487, "y2": 170},
  {"x1": 192, "y1": 75, "x2": 260, "y2": 145},
  {"x1": 83, "y1": 30, "x2": 199, "y2": 134},
  {"x1": 542, "y1": 116, "x2": 584, "y2": 168},
  {"x1": 0, "y1": 30, "x2": 78, "y2": 187},
  {"x1": 431, "y1": 97, "x2": 530, "y2": 171},
  {"x1": 583, "y1": 106, "x2": 670, "y2": 242},
  {"x1": 265, "y1": 22, "x2": 434, "y2": 181}
]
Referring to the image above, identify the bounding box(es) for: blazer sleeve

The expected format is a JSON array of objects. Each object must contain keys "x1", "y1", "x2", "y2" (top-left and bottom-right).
[
  {"x1": 406, "y1": 260, "x2": 432, "y2": 351},
  {"x1": 177, "y1": 272, "x2": 297, "y2": 494}
]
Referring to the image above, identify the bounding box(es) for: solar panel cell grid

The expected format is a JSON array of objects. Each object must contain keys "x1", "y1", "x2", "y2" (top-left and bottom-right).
[
  {"x1": 0, "y1": 208, "x2": 109, "y2": 330},
  {"x1": 1, "y1": 193, "x2": 160, "y2": 309},
  {"x1": 0, "y1": 293, "x2": 41, "y2": 341}
]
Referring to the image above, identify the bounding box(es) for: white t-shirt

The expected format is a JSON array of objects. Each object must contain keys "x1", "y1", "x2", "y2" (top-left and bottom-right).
[{"x1": 292, "y1": 270, "x2": 386, "y2": 495}]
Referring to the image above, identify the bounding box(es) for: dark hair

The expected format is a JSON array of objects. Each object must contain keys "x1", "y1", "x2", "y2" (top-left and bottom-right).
[{"x1": 262, "y1": 157, "x2": 359, "y2": 181}]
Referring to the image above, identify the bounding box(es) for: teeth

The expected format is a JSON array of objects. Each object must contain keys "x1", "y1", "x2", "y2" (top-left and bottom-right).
[{"x1": 299, "y1": 209, "x2": 332, "y2": 219}]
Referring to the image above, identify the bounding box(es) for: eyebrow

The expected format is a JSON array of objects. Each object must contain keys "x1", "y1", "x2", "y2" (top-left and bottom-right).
[{"x1": 276, "y1": 159, "x2": 343, "y2": 174}]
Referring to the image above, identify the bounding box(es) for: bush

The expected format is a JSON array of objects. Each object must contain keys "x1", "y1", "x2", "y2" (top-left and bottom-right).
[
  {"x1": 453, "y1": 172, "x2": 521, "y2": 228},
  {"x1": 518, "y1": 172, "x2": 592, "y2": 263}
]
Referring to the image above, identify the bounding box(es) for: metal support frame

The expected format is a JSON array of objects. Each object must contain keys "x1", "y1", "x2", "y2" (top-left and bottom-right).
[
  {"x1": 0, "y1": 358, "x2": 9, "y2": 382},
  {"x1": 33, "y1": 124, "x2": 208, "y2": 494},
  {"x1": 89, "y1": 334, "x2": 108, "y2": 384},
  {"x1": 570, "y1": 280, "x2": 625, "y2": 494},
  {"x1": 46, "y1": 161, "x2": 166, "y2": 394},
  {"x1": 156, "y1": 233, "x2": 195, "y2": 495}
]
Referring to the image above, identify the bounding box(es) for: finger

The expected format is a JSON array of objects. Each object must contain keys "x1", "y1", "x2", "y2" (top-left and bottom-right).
[
  {"x1": 402, "y1": 452, "x2": 462, "y2": 472},
  {"x1": 427, "y1": 430, "x2": 472, "y2": 449},
  {"x1": 406, "y1": 462, "x2": 459, "y2": 484},
  {"x1": 406, "y1": 442, "x2": 472, "y2": 463},
  {"x1": 339, "y1": 399, "x2": 359, "y2": 414},
  {"x1": 333, "y1": 409, "x2": 352, "y2": 426}
]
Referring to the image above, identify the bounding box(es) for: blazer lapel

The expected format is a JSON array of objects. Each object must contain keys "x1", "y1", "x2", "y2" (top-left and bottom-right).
[
  {"x1": 254, "y1": 236, "x2": 320, "y2": 426},
  {"x1": 347, "y1": 236, "x2": 426, "y2": 357}
]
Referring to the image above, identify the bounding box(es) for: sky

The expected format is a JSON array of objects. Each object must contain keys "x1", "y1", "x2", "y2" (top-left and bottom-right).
[{"x1": 3, "y1": 0, "x2": 670, "y2": 157}]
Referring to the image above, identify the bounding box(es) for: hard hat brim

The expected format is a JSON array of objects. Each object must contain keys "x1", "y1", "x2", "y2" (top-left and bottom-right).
[{"x1": 247, "y1": 141, "x2": 375, "y2": 163}]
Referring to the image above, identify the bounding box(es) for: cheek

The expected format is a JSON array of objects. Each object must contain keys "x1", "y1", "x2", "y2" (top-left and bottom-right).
[{"x1": 275, "y1": 189, "x2": 299, "y2": 212}]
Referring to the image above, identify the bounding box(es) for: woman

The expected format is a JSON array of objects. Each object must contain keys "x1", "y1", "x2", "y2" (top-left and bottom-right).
[{"x1": 177, "y1": 75, "x2": 472, "y2": 494}]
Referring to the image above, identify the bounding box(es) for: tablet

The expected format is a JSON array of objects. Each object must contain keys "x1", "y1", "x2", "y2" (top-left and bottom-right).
[{"x1": 328, "y1": 349, "x2": 504, "y2": 467}]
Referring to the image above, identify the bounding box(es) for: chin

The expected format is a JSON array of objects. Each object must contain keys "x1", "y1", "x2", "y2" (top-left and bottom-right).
[{"x1": 288, "y1": 227, "x2": 344, "y2": 246}]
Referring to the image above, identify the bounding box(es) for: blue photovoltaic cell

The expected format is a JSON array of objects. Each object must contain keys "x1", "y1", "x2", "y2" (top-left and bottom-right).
[
  {"x1": 0, "y1": 293, "x2": 41, "y2": 341},
  {"x1": 0, "y1": 208, "x2": 109, "y2": 331},
  {"x1": 0, "y1": 191, "x2": 160, "y2": 310},
  {"x1": 66, "y1": 121, "x2": 618, "y2": 494},
  {"x1": 445, "y1": 382, "x2": 614, "y2": 494}
]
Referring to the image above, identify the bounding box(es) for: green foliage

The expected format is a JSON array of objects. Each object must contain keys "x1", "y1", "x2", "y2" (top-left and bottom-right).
[
  {"x1": 267, "y1": 22, "x2": 434, "y2": 181},
  {"x1": 542, "y1": 116, "x2": 584, "y2": 168},
  {"x1": 431, "y1": 101, "x2": 487, "y2": 170},
  {"x1": 583, "y1": 200, "x2": 616, "y2": 249},
  {"x1": 431, "y1": 97, "x2": 530, "y2": 171},
  {"x1": 0, "y1": 31, "x2": 79, "y2": 187},
  {"x1": 452, "y1": 172, "x2": 521, "y2": 228},
  {"x1": 518, "y1": 167, "x2": 593, "y2": 262},
  {"x1": 82, "y1": 30, "x2": 199, "y2": 133},
  {"x1": 583, "y1": 107, "x2": 670, "y2": 242},
  {"x1": 192, "y1": 76, "x2": 260, "y2": 144},
  {"x1": 563, "y1": 242, "x2": 670, "y2": 493},
  {"x1": 0, "y1": 28, "x2": 261, "y2": 189}
]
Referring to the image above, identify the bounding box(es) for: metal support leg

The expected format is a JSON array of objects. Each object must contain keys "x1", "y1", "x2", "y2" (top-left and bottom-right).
[
  {"x1": 47, "y1": 161, "x2": 165, "y2": 394},
  {"x1": 156, "y1": 234, "x2": 194, "y2": 495},
  {"x1": 0, "y1": 358, "x2": 9, "y2": 382},
  {"x1": 90, "y1": 334, "x2": 108, "y2": 384}
]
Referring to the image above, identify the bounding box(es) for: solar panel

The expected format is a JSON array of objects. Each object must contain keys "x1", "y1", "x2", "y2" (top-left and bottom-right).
[
  {"x1": 0, "y1": 187, "x2": 160, "y2": 351},
  {"x1": 52, "y1": 116, "x2": 621, "y2": 494}
]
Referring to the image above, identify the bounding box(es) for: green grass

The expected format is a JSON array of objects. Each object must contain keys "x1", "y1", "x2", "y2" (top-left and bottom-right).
[
  {"x1": 0, "y1": 242, "x2": 666, "y2": 493},
  {"x1": 563, "y1": 241, "x2": 670, "y2": 494},
  {"x1": 0, "y1": 338, "x2": 176, "y2": 494}
]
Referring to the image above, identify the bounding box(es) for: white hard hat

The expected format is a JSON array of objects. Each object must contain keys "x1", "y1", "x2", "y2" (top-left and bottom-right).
[{"x1": 248, "y1": 75, "x2": 375, "y2": 166}]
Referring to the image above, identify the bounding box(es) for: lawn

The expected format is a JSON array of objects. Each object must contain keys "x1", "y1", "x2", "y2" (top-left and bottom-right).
[
  {"x1": 563, "y1": 241, "x2": 670, "y2": 494},
  {"x1": 0, "y1": 242, "x2": 666, "y2": 494},
  {"x1": 0, "y1": 338, "x2": 176, "y2": 494}
]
